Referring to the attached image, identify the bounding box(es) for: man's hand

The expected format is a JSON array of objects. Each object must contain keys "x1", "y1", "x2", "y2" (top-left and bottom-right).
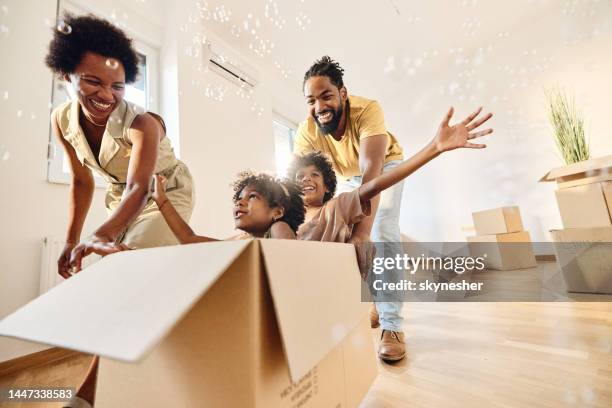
[
  {"x1": 68, "y1": 235, "x2": 131, "y2": 274},
  {"x1": 433, "y1": 106, "x2": 493, "y2": 153},
  {"x1": 348, "y1": 233, "x2": 376, "y2": 280}
]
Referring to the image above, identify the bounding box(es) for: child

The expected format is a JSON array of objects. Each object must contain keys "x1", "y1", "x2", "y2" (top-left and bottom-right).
[
  {"x1": 288, "y1": 106, "x2": 493, "y2": 244},
  {"x1": 151, "y1": 171, "x2": 304, "y2": 242}
]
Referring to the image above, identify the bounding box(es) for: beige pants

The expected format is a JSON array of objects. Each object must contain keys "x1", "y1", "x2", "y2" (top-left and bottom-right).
[{"x1": 105, "y1": 161, "x2": 195, "y2": 249}]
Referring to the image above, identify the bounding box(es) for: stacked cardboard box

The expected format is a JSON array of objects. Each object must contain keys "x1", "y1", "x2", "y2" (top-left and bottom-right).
[
  {"x1": 467, "y1": 206, "x2": 537, "y2": 270},
  {"x1": 0, "y1": 240, "x2": 377, "y2": 407},
  {"x1": 541, "y1": 155, "x2": 612, "y2": 294}
]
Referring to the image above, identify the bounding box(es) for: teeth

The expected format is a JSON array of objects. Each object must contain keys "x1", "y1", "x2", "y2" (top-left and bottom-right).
[
  {"x1": 317, "y1": 112, "x2": 332, "y2": 121},
  {"x1": 91, "y1": 99, "x2": 111, "y2": 110}
]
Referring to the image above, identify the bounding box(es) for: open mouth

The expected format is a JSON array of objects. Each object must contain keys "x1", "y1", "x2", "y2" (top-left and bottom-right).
[
  {"x1": 88, "y1": 98, "x2": 114, "y2": 113},
  {"x1": 316, "y1": 111, "x2": 333, "y2": 123},
  {"x1": 234, "y1": 209, "x2": 247, "y2": 219},
  {"x1": 302, "y1": 185, "x2": 316, "y2": 194}
]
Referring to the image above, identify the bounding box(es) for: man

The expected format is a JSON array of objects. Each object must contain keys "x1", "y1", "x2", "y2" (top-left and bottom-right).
[{"x1": 294, "y1": 56, "x2": 407, "y2": 362}]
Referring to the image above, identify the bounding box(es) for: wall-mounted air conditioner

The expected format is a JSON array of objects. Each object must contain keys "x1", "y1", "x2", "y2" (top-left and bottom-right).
[{"x1": 203, "y1": 37, "x2": 259, "y2": 89}]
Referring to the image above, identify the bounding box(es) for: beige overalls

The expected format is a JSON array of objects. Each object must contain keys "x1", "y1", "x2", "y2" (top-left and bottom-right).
[{"x1": 54, "y1": 99, "x2": 195, "y2": 248}]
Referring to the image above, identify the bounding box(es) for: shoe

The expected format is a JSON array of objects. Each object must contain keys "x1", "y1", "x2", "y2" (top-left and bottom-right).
[
  {"x1": 378, "y1": 330, "x2": 406, "y2": 362},
  {"x1": 369, "y1": 303, "x2": 380, "y2": 328}
]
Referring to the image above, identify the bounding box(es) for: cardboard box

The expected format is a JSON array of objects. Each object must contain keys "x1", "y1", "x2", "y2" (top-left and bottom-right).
[
  {"x1": 540, "y1": 154, "x2": 612, "y2": 189},
  {"x1": 550, "y1": 227, "x2": 612, "y2": 294},
  {"x1": 467, "y1": 231, "x2": 537, "y2": 271},
  {"x1": 555, "y1": 182, "x2": 612, "y2": 228},
  {"x1": 541, "y1": 156, "x2": 612, "y2": 228},
  {"x1": 0, "y1": 240, "x2": 377, "y2": 407},
  {"x1": 472, "y1": 206, "x2": 524, "y2": 235}
]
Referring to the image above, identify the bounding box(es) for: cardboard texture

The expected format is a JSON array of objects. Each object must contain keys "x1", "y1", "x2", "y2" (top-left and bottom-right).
[
  {"x1": 0, "y1": 240, "x2": 376, "y2": 407},
  {"x1": 467, "y1": 231, "x2": 537, "y2": 271},
  {"x1": 540, "y1": 154, "x2": 612, "y2": 187},
  {"x1": 550, "y1": 227, "x2": 612, "y2": 294},
  {"x1": 472, "y1": 206, "x2": 524, "y2": 235},
  {"x1": 555, "y1": 182, "x2": 612, "y2": 228}
]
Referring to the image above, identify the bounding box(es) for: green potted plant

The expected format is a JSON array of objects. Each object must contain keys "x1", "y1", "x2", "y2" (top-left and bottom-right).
[{"x1": 545, "y1": 87, "x2": 590, "y2": 165}]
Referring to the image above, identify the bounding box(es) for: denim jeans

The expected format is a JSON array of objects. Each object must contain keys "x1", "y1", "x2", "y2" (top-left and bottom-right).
[{"x1": 336, "y1": 160, "x2": 404, "y2": 332}]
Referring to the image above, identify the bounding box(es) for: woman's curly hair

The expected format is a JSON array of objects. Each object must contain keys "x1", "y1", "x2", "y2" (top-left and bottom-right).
[
  {"x1": 45, "y1": 13, "x2": 140, "y2": 83},
  {"x1": 287, "y1": 152, "x2": 337, "y2": 203},
  {"x1": 303, "y1": 55, "x2": 345, "y2": 90},
  {"x1": 232, "y1": 171, "x2": 305, "y2": 233}
]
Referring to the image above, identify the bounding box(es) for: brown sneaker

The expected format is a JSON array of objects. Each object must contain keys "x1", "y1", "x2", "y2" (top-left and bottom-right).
[
  {"x1": 378, "y1": 330, "x2": 406, "y2": 362},
  {"x1": 369, "y1": 303, "x2": 380, "y2": 328}
]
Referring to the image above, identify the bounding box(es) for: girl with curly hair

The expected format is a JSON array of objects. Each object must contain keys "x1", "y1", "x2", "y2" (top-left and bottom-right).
[{"x1": 149, "y1": 171, "x2": 304, "y2": 241}]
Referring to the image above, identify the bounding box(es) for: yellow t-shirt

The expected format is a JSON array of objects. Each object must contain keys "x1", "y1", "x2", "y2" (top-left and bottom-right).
[{"x1": 293, "y1": 95, "x2": 403, "y2": 179}]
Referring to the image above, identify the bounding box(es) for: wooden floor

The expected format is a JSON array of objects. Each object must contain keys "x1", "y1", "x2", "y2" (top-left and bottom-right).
[
  {"x1": 0, "y1": 352, "x2": 91, "y2": 408},
  {"x1": 1, "y1": 303, "x2": 610, "y2": 407},
  {"x1": 362, "y1": 302, "x2": 612, "y2": 408}
]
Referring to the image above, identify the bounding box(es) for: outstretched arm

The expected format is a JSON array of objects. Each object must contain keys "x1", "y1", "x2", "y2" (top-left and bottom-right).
[
  {"x1": 358, "y1": 106, "x2": 493, "y2": 202},
  {"x1": 152, "y1": 175, "x2": 218, "y2": 244}
]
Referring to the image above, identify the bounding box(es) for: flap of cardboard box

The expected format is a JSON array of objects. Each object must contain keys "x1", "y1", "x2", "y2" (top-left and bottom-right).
[
  {"x1": 540, "y1": 155, "x2": 612, "y2": 182},
  {"x1": 259, "y1": 239, "x2": 368, "y2": 382},
  {"x1": 0, "y1": 240, "x2": 252, "y2": 362}
]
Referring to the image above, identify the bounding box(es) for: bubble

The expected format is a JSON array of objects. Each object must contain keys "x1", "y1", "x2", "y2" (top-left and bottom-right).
[
  {"x1": 105, "y1": 59, "x2": 119, "y2": 69},
  {"x1": 3, "y1": 91, "x2": 7, "y2": 100},
  {"x1": 30, "y1": 113, "x2": 37, "y2": 120},
  {"x1": 57, "y1": 20, "x2": 72, "y2": 35},
  {"x1": 2, "y1": 5, "x2": 8, "y2": 14},
  {"x1": 1, "y1": 151, "x2": 9, "y2": 161},
  {"x1": 0, "y1": 24, "x2": 9, "y2": 35},
  {"x1": 16, "y1": 110, "x2": 22, "y2": 118}
]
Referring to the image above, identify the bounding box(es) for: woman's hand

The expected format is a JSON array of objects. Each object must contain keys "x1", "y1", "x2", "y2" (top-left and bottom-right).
[
  {"x1": 57, "y1": 242, "x2": 77, "y2": 279},
  {"x1": 433, "y1": 106, "x2": 493, "y2": 154},
  {"x1": 151, "y1": 174, "x2": 167, "y2": 205},
  {"x1": 68, "y1": 235, "x2": 131, "y2": 274}
]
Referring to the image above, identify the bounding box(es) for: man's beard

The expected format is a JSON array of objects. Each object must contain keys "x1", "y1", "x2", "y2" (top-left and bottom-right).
[{"x1": 314, "y1": 102, "x2": 343, "y2": 135}]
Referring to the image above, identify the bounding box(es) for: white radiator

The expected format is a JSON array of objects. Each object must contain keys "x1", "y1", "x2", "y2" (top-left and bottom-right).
[{"x1": 40, "y1": 236, "x2": 101, "y2": 295}]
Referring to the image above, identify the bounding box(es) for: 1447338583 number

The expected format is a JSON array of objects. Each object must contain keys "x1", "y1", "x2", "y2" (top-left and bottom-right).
[{"x1": 0, "y1": 387, "x2": 75, "y2": 402}]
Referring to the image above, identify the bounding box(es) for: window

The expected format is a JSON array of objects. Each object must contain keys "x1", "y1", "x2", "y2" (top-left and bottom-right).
[
  {"x1": 273, "y1": 115, "x2": 297, "y2": 178},
  {"x1": 47, "y1": 4, "x2": 159, "y2": 187}
]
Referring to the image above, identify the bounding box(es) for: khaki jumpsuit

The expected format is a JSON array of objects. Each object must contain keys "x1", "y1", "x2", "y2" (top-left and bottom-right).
[{"x1": 54, "y1": 99, "x2": 195, "y2": 248}]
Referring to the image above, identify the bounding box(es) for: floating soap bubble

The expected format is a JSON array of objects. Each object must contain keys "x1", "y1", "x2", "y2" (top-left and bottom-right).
[
  {"x1": 296, "y1": 12, "x2": 311, "y2": 30},
  {"x1": 105, "y1": 59, "x2": 119, "y2": 69},
  {"x1": 30, "y1": 113, "x2": 37, "y2": 120},
  {"x1": 57, "y1": 20, "x2": 72, "y2": 35},
  {"x1": 3, "y1": 91, "x2": 7, "y2": 100},
  {"x1": 16, "y1": 110, "x2": 22, "y2": 118},
  {"x1": 2, "y1": 5, "x2": 8, "y2": 14},
  {"x1": 2, "y1": 151, "x2": 9, "y2": 161}
]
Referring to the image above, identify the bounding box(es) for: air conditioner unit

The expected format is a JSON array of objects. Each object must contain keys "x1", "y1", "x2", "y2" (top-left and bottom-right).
[{"x1": 203, "y1": 38, "x2": 259, "y2": 89}]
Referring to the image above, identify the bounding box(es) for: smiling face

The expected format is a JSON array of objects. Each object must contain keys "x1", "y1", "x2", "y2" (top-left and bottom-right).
[
  {"x1": 295, "y1": 164, "x2": 329, "y2": 207},
  {"x1": 233, "y1": 185, "x2": 285, "y2": 236},
  {"x1": 304, "y1": 75, "x2": 347, "y2": 135},
  {"x1": 66, "y1": 51, "x2": 126, "y2": 126}
]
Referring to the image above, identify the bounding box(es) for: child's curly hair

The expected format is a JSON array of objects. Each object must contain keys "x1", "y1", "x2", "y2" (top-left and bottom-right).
[
  {"x1": 232, "y1": 171, "x2": 305, "y2": 233},
  {"x1": 287, "y1": 152, "x2": 337, "y2": 203}
]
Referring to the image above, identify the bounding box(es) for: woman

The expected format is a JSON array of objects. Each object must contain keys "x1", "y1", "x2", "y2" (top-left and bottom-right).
[
  {"x1": 45, "y1": 14, "x2": 194, "y2": 276},
  {"x1": 45, "y1": 15, "x2": 194, "y2": 407}
]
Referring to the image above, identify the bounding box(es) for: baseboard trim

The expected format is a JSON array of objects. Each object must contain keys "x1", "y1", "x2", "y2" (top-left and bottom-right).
[{"x1": 0, "y1": 347, "x2": 79, "y2": 378}]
